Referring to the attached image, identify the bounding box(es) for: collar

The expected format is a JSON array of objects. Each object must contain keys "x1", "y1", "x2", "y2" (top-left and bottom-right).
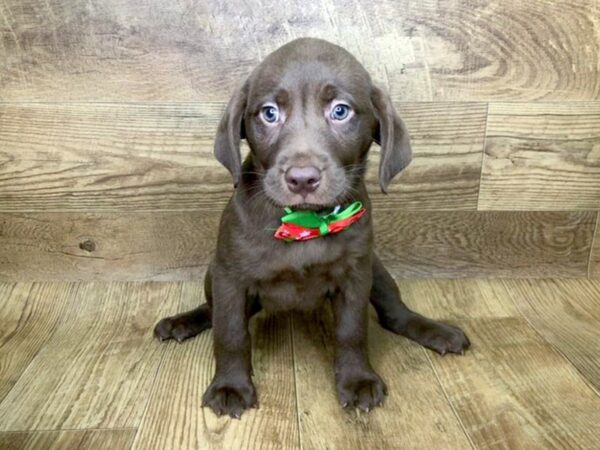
[{"x1": 274, "y1": 201, "x2": 366, "y2": 242}]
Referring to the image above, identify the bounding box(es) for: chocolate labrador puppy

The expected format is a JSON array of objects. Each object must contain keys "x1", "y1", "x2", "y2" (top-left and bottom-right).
[{"x1": 155, "y1": 38, "x2": 470, "y2": 418}]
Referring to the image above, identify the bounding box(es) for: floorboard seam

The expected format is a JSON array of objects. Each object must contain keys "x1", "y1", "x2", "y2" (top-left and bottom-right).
[
  {"x1": 504, "y1": 282, "x2": 600, "y2": 399},
  {"x1": 128, "y1": 347, "x2": 168, "y2": 450},
  {"x1": 290, "y1": 314, "x2": 304, "y2": 450},
  {"x1": 586, "y1": 211, "x2": 599, "y2": 278},
  {"x1": 0, "y1": 427, "x2": 138, "y2": 433},
  {"x1": 476, "y1": 102, "x2": 490, "y2": 210},
  {"x1": 423, "y1": 348, "x2": 477, "y2": 450},
  {"x1": 128, "y1": 282, "x2": 185, "y2": 450},
  {"x1": 0, "y1": 283, "x2": 76, "y2": 408}
]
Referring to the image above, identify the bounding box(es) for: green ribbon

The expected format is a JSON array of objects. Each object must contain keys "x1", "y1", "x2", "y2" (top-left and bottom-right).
[{"x1": 282, "y1": 201, "x2": 363, "y2": 235}]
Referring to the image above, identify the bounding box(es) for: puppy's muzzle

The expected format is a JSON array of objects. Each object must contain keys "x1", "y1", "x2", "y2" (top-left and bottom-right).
[{"x1": 284, "y1": 166, "x2": 321, "y2": 197}]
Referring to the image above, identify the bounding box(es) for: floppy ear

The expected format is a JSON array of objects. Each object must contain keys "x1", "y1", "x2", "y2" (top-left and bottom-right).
[
  {"x1": 371, "y1": 86, "x2": 412, "y2": 193},
  {"x1": 214, "y1": 83, "x2": 248, "y2": 188}
]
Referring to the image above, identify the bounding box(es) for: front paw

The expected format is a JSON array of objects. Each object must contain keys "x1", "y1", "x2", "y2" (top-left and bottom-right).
[
  {"x1": 336, "y1": 368, "x2": 387, "y2": 412},
  {"x1": 154, "y1": 317, "x2": 192, "y2": 342},
  {"x1": 409, "y1": 318, "x2": 470, "y2": 356},
  {"x1": 154, "y1": 309, "x2": 211, "y2": 343},
  {"x1": 202, "y1": 374, "x2": 257, "y2": 419}
]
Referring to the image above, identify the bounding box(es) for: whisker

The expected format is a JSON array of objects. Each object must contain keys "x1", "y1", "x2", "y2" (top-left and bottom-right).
[{"x1": 242, "y1": 171, "x2": 267, "y2": 178}]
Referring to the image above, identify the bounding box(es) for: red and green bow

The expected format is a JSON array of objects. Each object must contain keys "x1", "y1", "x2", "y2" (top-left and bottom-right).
[{"x1": 274, "y1": 201, "x2": 366, "y2": 242}]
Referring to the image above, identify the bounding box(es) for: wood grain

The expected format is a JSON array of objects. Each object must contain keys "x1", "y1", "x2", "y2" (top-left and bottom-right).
[
  {"x1": 1, "y1": 1, "x2": 598, "y2": 102},
  {"x1": 0, "y1": 212, "x2": 217, "y2": 281},
  {"x1": 291, "y1": 309, "x2": 472, "y2": 450},
  {"x1": 0, "y1": 429, "x2": 135, "y2": 450},
  {"x1": 0, "y1": 0, "x2": 429, "y2": 102},
  {"x1": 0, "y1": 102, "x2": 484, "y2": 212},
  {"x1": 0, "y1": 103, "x2": 230, "y2": 212},
  {"x1": 367, "y1": 102, "x2": 486, "y2": 211},
  {"x1": 1, "y1": 280, "x2": 600, "y2": 448},
  {"x1": 0, "y1": 282, "x2": 181, "y2": 431},
  {"x1": 375, "y1": 210, "x2": 596, "y2": 278},
  {"x1": 133, "y1": 283, "x2": 299, "y2": 450},
  {"x1": 479, "y1": 103, "x2": 600, "y2": 210},
  {"x1": 401, "y1": 279, "x2": 600, "y2": 449},
  {"x1": 0, "y1": 283, "x2": 74, "y2": 401},
  {"x1": 504, "y1": 279, "x2": 600, "y2": 391},
  {"x1": 408, "y1": 0, "x2": 600, "y2": 101},
  {"x1": 589, "y1": 212, "x2": 600, "y2": 277},
  {"x1": 1, "y1": 210, "x2": 594, "y2": 281}
]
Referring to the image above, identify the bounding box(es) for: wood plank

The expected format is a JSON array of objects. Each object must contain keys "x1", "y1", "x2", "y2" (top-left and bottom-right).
[
  {"x1": 133, "y1": 282, "x2": 299, "y2": 450},
  {"x1": 0, "y1": 103, "x2": 231, "y2": 212},
  {"x1": 401, "y1": 279, "x2": 600, "y2": 449},
  {"x1": 0, "y1": 212, "x2": 217, "y2": 281},
  {"x1": 1, "y1": 1, "x2": 598, "y2": 102},
  {"x1": 589, "y1": 211, "x2": 600, "y2": 277},
  {"x1": 409, "y1": 1, "x2": 600, "y2": 101},
  {"x1": 0, "y1": 102, "x2": 483, "y2": 212},
  {"x1": 367, "y1": 102, "x2": 486, "y2": 211},
  {"x1": 504, "y1": 279, "x2": 600, "y2": 391},
  {"x1": 478, "y1": 103, "x2": 600, "y2": 210},
  {"x1": 291, "y1": 309, "x2": 472, "y2": 450},
  {"x1": 375, "y1": 210, "x2": 596, "y2": 278},
  {"x1": 0, "y1": 283, "x2": 74, "y2": 401},
  {"x1": 0, "y1": 429, "x2": 135, "y2": 450},
  {"x1": 0, "y1": 282, "x2": 181, "y2": 430},
  {"x1": 1, "y1": 210, "x2": 594, "y2": 281},
  {"x1": 1, "y1": 280, "x2": 599, "y2": 448},
  {"x1": 0, "y1": 0, "x2": 430, "y2": 102}
]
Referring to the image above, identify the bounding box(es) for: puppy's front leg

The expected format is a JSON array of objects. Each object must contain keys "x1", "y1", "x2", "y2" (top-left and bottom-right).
[
  {"x1": 202, "y1": 274, "x2": 257, "y2": 418},
  {"x1": 333, "y1": 275, "x2": 387, "y2": 412}
]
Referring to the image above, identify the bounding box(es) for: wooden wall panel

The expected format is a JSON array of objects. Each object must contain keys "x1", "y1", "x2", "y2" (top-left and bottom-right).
[
  {"x1": 0, "y1": 103, "x2": 231, "y2": 212},
  {"x1": 368, "y1": 102, "x2": 486, "y2": 211},
  {"x1": 2, "y1": 101, "x2": 597, "y2": 279},
  {"x1": 0, "y1": 0, "x2": 429, "y2": 102},
  {"x1": 0, "y1": 210, "x2": 594, "y2": 281},
  {"x1": 409, "y1": 0, "x2": 600, "y2": 101},
  {"x1": 479, "y1": 103, "x2": 600, "y2": 210},
  {"x1": 1, "y1": 0, "x2": 598, "y2": 102},
  {"x1": 0, "y1": 212, "x2": 217, "y2": 281},
  {"x1": 0, "y1": 102, "x2": 484, "y2": 212},
  {"x1": 375, "y1": 210, "x2": 596, "y2": 278},
  {"x1": 1, "y1": 1, "x2": 599, "y2": 280}
]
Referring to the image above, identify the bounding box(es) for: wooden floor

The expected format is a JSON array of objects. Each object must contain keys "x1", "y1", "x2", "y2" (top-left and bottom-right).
[{"x1": 0, "y1": 279, "x2": 598, "y2": 449}]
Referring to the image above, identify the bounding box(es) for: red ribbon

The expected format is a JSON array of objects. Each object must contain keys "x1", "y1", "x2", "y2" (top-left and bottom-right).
[{"x1": 274, "y1": 208, "x2": 366, "y2": 241}]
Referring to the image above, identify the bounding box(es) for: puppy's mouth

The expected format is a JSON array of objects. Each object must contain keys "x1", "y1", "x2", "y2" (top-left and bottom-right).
[
  {"x1": 285, "y1": 201, "x2": 338, "y2": 212},
  {"x1": 262, "y1": 163, "x2": 351, "y2": 210},
  {"x1": 273, "y1": 188, "x2": 354, "y2": 212}
]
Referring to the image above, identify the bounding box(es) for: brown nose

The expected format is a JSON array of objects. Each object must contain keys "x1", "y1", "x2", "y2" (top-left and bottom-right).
[{"x1": 285, "y1": 166, "x2": 321, "y2": 196}]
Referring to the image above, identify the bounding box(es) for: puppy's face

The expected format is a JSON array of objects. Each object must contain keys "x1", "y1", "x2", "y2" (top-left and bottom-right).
[
  {"x1": 245, "y1": 53, "x2": 377, "y2": 208},
  {"x1": 214, "y1": 38, "x2": 412, "y2": 207}
]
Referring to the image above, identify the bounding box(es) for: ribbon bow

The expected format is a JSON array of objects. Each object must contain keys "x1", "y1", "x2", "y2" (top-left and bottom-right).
[{"x1": 274, "y1": 201, "x2": 366, "y2": 242}]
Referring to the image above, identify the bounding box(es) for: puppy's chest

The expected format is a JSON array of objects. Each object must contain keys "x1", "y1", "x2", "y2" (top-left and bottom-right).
[{"x1": 247, "y1": 240, "x2": 350, "y2": 312}]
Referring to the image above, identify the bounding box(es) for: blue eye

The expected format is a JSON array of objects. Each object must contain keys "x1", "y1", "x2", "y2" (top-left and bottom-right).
[
  {"x1": 330, "y1": 103, "x2": 351, "y2": 121},
  {"x1": 261, "y1": 105, "x2": 279, "y2": 123}
]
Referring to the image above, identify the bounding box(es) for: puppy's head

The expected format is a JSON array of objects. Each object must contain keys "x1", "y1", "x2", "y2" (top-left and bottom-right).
[{"x1": 215, "y1": 38, "x2": 411, "y2": 208}]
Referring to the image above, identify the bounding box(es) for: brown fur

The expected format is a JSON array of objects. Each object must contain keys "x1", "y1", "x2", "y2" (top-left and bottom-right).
[{"x1": 155, "y1": 38, "x2": 469, "y2": 419}]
